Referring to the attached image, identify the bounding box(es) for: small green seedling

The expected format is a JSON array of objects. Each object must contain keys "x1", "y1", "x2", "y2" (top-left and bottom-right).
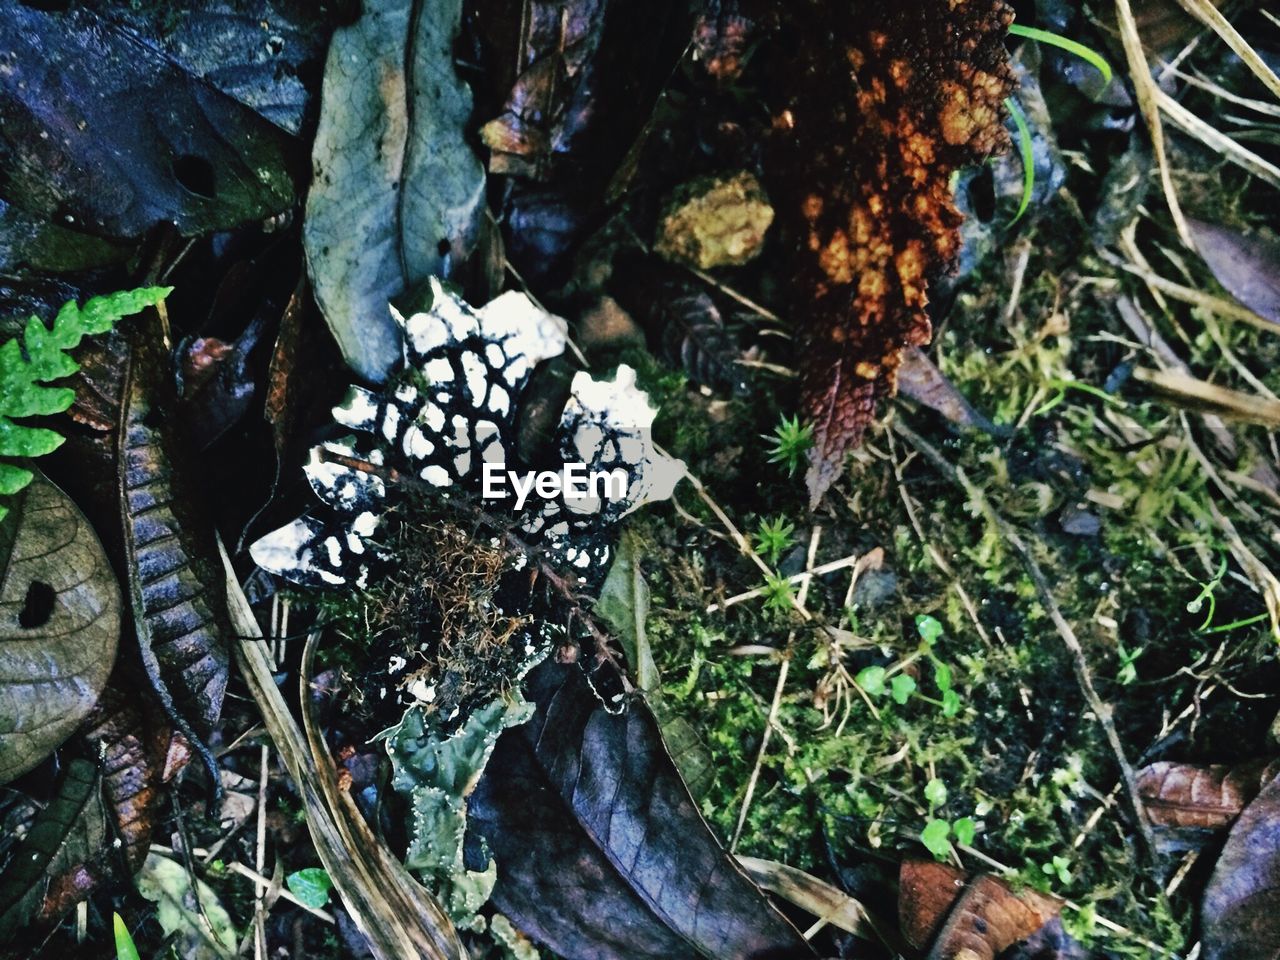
[
  {"x1": 286, "y1": 867, "x2": 334, "y2": 909},
  {"x1": 753, "y1": 516, "x2": 796, "y2": 567},
  {"x1": 920, "y1": 780, "x2": 977, "y2": 859},
  {"x1": 764, "y1": 413, "x2": 813, "y2": 477},
  {"x1": 1186, "y1": 556, "x2": 1228, "y2": 630},
  {"x1": 1116, "y1": 642, "x2": 1143, "y2": 686},
  {"x1": 1042, "y1": 854, "x2": 1072, "y2": 885},
  {"x1": 113, "y1": 912, "x2": 141, "y2": 960}
]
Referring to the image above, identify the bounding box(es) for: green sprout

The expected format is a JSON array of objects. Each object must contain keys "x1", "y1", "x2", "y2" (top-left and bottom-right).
[
  {"x1": 753, "y1": 516, "x2": 796, "y2": 567},
  {"x1": 1002, "y1": 23, "x2": 1112, "y2": 225},
  {"x1": 1186, "y1": 556, "x2": 1228, "y2": 630},
  {"x1": 1007, "y1": 24, "x2": 1112, "y2": 85},
  {"x1": 764, "y1": 413, "x2": 813, "y2": 477},
  {"x1": 1042, "y1": 854, "x2": 1073, "y2": 885},
  {"x1": 113, "y1": 913, "x2": 141, "y2": 960},
  {"x1": 1116, "y1": 642, "x2": 1144, "y2": 686},
  {"x1": 762, "y1": 573, "x2": 796, "y2": 613}
]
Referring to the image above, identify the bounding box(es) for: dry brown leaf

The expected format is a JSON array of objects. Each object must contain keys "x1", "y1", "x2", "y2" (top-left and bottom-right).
[{"x1": 1138, "y1": 758, "x2": 1280, "y2": 830}]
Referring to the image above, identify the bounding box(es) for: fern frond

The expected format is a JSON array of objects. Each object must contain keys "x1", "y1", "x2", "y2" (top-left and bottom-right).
[{"x1": 0, "y1": 286, "x2": 171, "y2": 519}]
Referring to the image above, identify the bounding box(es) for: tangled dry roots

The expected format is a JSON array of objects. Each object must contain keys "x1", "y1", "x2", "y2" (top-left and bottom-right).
[{"x1": 366, "y1": 516, "x2": 532, "y2": 727}]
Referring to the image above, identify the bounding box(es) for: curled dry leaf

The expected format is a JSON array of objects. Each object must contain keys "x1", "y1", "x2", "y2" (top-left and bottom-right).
[
  {"x1": 764, "y1": 0, "x2": 1015, "y2": 505},
  {"x1": 0, "y1": 471, "x2": 120, "y2": 784},
  {"x1": 926, "y1": 874, "x2": 1061, "y2": 960},
  {"x1": 1138, "y1": 758, "x2": 1280, "y2": 830},
  {"x1": 120, "y1": 327, "x2": 231, "y2": 761},
  {"x1": 898, "y1": 861, "x2": 1066, "y2": 960},
  {"x1": 900, "y1": 860, "x2": 970, "y2": 951},
  {"x1": 1202, "y1": 774, "x2": 1280, "y2": 960}
]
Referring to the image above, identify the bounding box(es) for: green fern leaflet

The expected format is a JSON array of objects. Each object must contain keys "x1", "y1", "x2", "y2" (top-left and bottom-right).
[{"x1": 0, "y1": 286, "x2": 171, "y2": 518}]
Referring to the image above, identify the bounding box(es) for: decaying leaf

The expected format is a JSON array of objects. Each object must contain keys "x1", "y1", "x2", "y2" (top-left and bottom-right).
[
  {"x1": 469, "y1": 659, "x2": 813, "y2": 960},
  {"x1": 0, "y1": 3, "x2": 295, "y2": 239},
  {"x1": 304, "y1": 0, "x2": 487, "y2": 382},
  {"x1": 1138, "y1": 758, "x2": 1280, "y2": 831},
  {"x1": 927, "y1": 874, "x2": 1061, "y2": 960},
  {"x1": 898, "y1": 861, "x2": 1067, "y2": 960},
  {"x1": 896, "y1": 347, "x2": 1002, "y2": 435},
  {"x1": 764, "y1": 0, "x2": 1015, "y2": 504},
  {"x1": 0, "y1": 471, "x2": 120, "y2": 784},
  {"x1": 651, "y1": 283, "x2": 754, "y2": 396},
  {"x1": 136, "y1": 852, "x2": 238, "y2": 959},
  {"x1": 1202, "y1": 773, "x2": 1280, "y2": 960},
  {"x1": 0, "y1": 757, "x2": 106, "y2": 932},
  {"x1": 119, "y1": 327, "x2": 231, "y2": 758},
  {"x1": 71, "y1": 0, "x2": 335, "y2": 136},
  {"x1": 76, "y1": 679, "x2": 179, "y2": 875},
  {"x1": 900, "y1": 860, "x2": 970, "y2": 951},
  {"x1": 1188, "y1": 218, "x2": 1280, "y2": 327}
]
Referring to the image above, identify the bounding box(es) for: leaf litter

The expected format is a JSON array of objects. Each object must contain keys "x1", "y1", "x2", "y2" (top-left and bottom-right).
[{"x1": 2, "y1": 0, "x2": 1280, "y2": 958}]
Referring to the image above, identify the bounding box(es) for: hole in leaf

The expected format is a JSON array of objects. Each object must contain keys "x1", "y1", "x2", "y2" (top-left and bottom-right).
[
  {"x1": 437, "y1": 238, "x2": 452, "y2": 257},
  {"x1": 172, "y1": 155, "x2": 217, "y2": 199},
  {"x1": 19, "y1": 581, "x2": 56, "y2": 629},
  {"x1": 966, "y1": 167, "x2": 996, "y2": 223}
]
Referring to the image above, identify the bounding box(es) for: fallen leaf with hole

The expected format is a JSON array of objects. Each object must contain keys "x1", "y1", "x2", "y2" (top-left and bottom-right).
[{"x1": 0, "y1": 471, "x2": 120, "y2": 784}]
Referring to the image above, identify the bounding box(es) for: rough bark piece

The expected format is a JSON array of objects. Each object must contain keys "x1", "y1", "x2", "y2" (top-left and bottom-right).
[{"x1": 765, "y1": 0, "x2": 1015, "y2": 504}]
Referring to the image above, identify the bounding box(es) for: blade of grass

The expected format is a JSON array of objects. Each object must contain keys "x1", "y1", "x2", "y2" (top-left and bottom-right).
[
  {"x1": 1008, "y1": 23, "x2": 1112, "y2": 84},
  {"x1": 1005, "y1": 97, "x2": 1035, "y2": 223},
  {"x1": 113, "y1": 913, "x2": 141, "y2": 960}
]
